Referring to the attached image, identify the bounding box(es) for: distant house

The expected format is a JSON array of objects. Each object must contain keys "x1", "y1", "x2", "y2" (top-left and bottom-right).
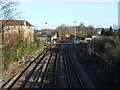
[
  {"x1": 92, "y1": 35, "x2": 104, "y2": 39},
  {"x1": 36, "y1": 29, "x2": 55, "y2": 35},
  {"x1": 113, "y1": 30, "x2": 120, "y2": 36},
  {"x1": 46, "y1": 32, "x2": 57, "y2": 44},
  {"x1": 84, "y1": 38, "x2": 92, "y2": 43},
  {"x1": 36, "y1": 29, "x2": 57, "y2": 44},
  {"x1": 1, "y1": 19, "x2": 34, "y2": 45}
]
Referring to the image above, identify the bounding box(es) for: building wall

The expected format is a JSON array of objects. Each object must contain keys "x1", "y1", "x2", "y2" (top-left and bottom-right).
[
  {"x1": 23, "y1": 26, "x2": 34, "y2": 41},
  {"x1": 3, "y1": 26, "x2": 20, "y2": 45},
  {"x1": 3, "y1": 25, "x2": 34, "y2": 45}
]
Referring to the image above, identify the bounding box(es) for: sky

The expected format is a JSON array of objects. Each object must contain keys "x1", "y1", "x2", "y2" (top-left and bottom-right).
[{"x1": 18, "y1": 1, "x2": 118, "y2": 30}]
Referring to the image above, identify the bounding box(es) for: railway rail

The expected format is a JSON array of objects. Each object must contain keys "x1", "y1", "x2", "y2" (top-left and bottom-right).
[
  {"x1": 2, "y1": 43, "x2": 98, "y2": 89},
  {"x1": 39, "y1": 45, "x2": 61, "y2": 89},
  {"x1": 2, "y1": 48, "x2": 47, "y2": 87},
  {"x1": 63, "y1": 45, "x2": 85, "y2": 88},
  {"x1": 2, "y1": 46, "x2": 53, "y2": 89}
]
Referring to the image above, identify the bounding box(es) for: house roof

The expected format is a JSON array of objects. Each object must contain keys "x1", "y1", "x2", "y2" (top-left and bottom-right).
[
  {"x1": 36, "y1": 34, "x2": 46, "y2": 37},
  {"x1": 36, "y1": 32, "x2": 56, "y2": 37},
  {"x1": 38, "y1": 29, "x2": 56, "y2": 33},
  {"x1": 0, "y1": 19, "x2": 34, "y2": 26}
]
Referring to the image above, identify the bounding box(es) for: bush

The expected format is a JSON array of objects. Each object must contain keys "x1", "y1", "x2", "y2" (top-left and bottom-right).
[
  {"x1": 2, "y1": 38, "x2": 42, "y2": 70},
  {"x1": 81, "y1": 36, "x2": 120, "y2": 87},
  {"x1": 93, "y1": 37, "x2": 120, "y2": 85},
  {"x1": 92, "y1": 37, "x2": 116, "y2": 54}
]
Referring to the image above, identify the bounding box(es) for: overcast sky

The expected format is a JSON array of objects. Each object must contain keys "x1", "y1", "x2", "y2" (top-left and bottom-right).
[{"x1": 18, "y1": 1, "x2": 118, "y2": 29}]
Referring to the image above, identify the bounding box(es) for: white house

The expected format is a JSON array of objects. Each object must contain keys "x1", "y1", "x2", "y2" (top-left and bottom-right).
[{"x1": 84, "y1": 38, "x2": 92, "y2": 43}]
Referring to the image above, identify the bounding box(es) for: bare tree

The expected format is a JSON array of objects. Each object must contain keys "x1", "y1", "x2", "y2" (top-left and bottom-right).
[
  {"x1": 0, "y1": 0, "x2": 21, "y2": 19},
  {"x1": 79, "y1": 22, "x2": 85, "y2": 37}
]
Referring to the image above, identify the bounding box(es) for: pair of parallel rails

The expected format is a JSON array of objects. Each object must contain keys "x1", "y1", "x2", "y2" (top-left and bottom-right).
[
  {"x1": 2, "y1": 45, "x2": 86, "y2": 89},
  {"x1": 63, "y1": 45, "x2": 85, "y2": 89}
]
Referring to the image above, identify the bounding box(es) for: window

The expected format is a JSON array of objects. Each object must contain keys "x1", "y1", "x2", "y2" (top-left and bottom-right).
[
  {"x1": 19, "y1": 26, "x2": 22, "y2": 29},
  {"x1": 12, "y1": 26, "x2": 14, "y2": 29},
  {"x1": 6, "y1": 26, "x2": 9, "y2": 29},
  {"x1": 6, "y1": 26, "x2": 10, "y2": 30}
]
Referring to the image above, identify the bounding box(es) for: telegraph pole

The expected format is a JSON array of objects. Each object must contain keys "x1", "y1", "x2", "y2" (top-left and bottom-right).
[
  {"x1": 45, "y1": 22, "x2": 48, "y2": 44},
  {"x1": 73, "y1": 21, "x2": 77, "y2": 36}
]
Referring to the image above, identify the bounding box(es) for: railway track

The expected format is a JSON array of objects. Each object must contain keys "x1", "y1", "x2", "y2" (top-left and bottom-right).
[
  {"x1": 2, "y1": 48, "x2": 48, "y2": 88},
  {"x1": 39, "y1": 45, "x2": 61, "y2": 89},
  {"x1": 2, "y1": 46, "x2": 64, "y2": 89},
  {"x1": 63, "y1": 45, "x2": 85, "y2": 88},
  {"x1": 2, "y1": 47, "x2": 53, "y2": 89},
  {"x1": 2, "y1": 44, "x2": 97, "y2": 89}
]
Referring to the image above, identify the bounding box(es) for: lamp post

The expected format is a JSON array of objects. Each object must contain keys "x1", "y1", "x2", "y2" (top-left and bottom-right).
[
  {"x1": 73, "y1": 21, "x2": 77, "y2": 36},
  {"x1": 45, "y1": 22, "x2": 48, "y2": 44},
  {"x1": 45, "y1": 22, "x2": 48, "y2": 33},
  {"x1": 45, "y1": 22, "x2": 48, "y2": 29}
]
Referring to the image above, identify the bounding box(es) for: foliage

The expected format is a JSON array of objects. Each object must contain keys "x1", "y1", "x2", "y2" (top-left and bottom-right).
[
  {"x1": 91, "y1": 36, "x2": 120, "y2": 84},
  {"x1": 3, "y1": 45, "x2": 18, "y2": 69},
  {"x1": 101, "y1": 28, "x2": 105, "y2": 35},
  {"x1": 102, "y1": 26, "x2": 114, "y2": 36},
  {"x1": 79, "y1": 36, "x2": 120, "y2": 87},
  {"x1": 92, "y1": 37, "x2": 115, "y2": 54},
  {"x1": 2, "y1": 37, "x2": 41, "y2": 70},
  {"x1": 56, "y1": 23, "x2": 102, "y2": 39}
]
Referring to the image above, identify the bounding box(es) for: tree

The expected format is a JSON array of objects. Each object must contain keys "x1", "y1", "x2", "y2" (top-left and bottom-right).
[
  {"x1": 105, "y1": 26, "x2": 113, "y2": 36},
  {"x1": 57, "y1": 31, "x2": 59, "y2": 37},
  {"x1": 101, "y1": 28, "x2": 105, "y2": 35},
  {"x1": 0, "y1": 0, "x2": 21, "y2": 19},
  {"x1": 79, "y1": 22, "x2": 85, "y2": 37},
  {"x1": 108, "y1": 26, "x2": 113, "y2": 36},
  {"x1": 87, "y1": 25, "x2": 94, "y2": 36}
]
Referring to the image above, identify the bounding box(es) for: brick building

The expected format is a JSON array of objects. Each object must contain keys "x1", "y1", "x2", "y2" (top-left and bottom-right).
[{"x1": 0, "y1": 19, "x2": 34, "y2": 45}]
